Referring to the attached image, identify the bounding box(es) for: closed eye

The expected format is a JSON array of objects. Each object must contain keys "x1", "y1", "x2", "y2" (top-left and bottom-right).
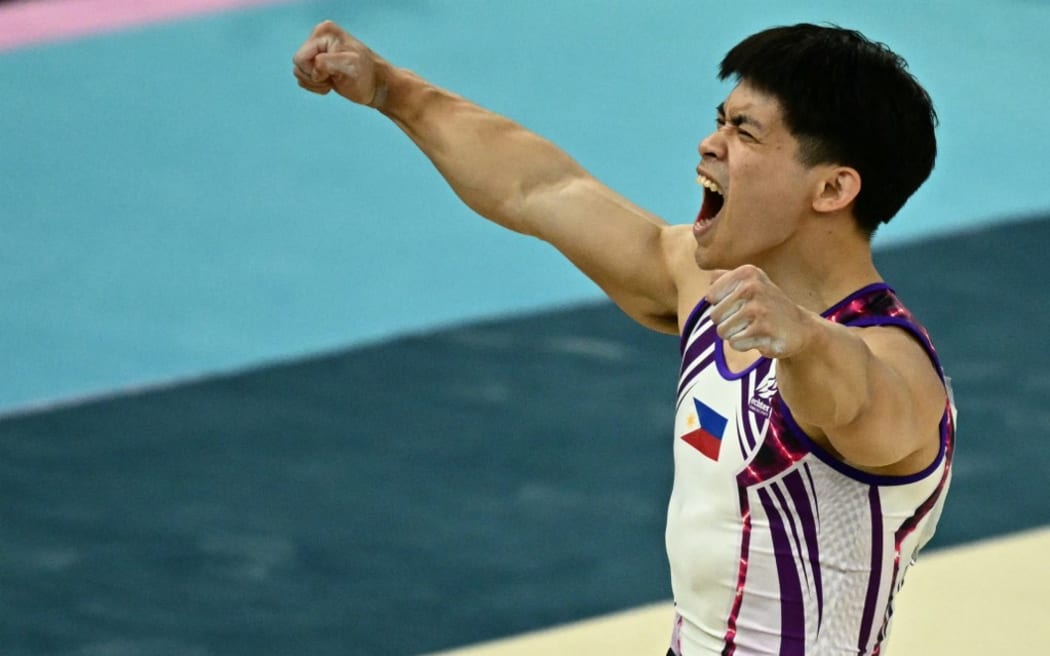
[{"x1": 715, "y1": 117, "x2": 757, "y2": 142}]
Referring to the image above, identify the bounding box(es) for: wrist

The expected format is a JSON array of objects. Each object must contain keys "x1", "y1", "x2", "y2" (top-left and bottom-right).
[
  {"x1": 368, "y1": 80, "x2": 388, "y2": 109},
  {"x1": 782, "y1": 309, "x2": 829, "y2": 362},
  {"x1": 366, "y1": 58, "x2": 393, "y2": 109},
  {"x1": 370, "y1": 63, "x2": 437, "y2": 124}
]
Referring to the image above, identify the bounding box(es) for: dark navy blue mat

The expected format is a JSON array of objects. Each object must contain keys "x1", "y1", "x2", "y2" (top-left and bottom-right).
[{"x1": 2, "y1": 216, "x2": 1046, "y2": 655}]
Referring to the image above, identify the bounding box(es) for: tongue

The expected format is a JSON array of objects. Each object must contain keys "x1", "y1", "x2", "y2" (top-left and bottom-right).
[{"x1": 699, "y1": 189, "x2": 724, "y2": 221}]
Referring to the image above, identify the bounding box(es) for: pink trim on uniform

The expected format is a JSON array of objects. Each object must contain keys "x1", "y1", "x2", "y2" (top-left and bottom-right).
[
  {"x1": 722, "y1": 486, "x2": 753, "y2": 655},
  {"x1": 871, "y1": 406, "x2": 956, "y2": 655},
  {"x1": 0, "y1": 0, "x2": 291, "y2": 52}
]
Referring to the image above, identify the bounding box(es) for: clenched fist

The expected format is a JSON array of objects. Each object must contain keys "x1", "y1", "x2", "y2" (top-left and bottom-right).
[
  {"x1": 705, "y1": 265, "x2": 819, "y2": 359},
  {"x1": 292, "y1": 20, "x2": 387, "y2": 107}
]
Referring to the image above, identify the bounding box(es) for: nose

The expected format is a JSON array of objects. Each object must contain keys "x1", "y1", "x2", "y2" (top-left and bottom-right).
[{"x1": 698, "y1": 128, "x2": 726, "y2": 162}]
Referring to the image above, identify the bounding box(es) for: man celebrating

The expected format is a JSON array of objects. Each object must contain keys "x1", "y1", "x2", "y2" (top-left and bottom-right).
[{"x1": 293, "y1": 20, "x2": 955, "y2": 655}]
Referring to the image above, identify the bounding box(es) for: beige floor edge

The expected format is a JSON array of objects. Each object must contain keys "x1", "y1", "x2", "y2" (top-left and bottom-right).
[{"x1": 428, "y1": 526, "x2": 1050, "y2": 655}]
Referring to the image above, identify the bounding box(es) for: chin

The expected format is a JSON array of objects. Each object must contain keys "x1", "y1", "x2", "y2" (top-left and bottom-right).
[{"x1": 693, "y1": 246, "x2": 729, "y2": 272}]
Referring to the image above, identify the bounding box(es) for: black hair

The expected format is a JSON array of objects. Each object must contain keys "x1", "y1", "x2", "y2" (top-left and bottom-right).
[{"x1": 719, "y1": 24, "x2": 938, "y2": 235}]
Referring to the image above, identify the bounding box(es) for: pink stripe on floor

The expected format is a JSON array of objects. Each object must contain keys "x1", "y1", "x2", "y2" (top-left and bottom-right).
[{"x1": 0, "y1": 0, "x2": 293, "y2": 52}]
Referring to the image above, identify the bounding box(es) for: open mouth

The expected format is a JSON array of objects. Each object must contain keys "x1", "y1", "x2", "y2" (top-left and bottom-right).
[{"x1": 696, "y1": 173, "x2": 725, "y2": 226}]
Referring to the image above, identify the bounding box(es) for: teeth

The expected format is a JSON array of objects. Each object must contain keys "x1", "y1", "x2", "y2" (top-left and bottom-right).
[{"x1": 696, "y1": 173, "x2": 723, "y2": 195}]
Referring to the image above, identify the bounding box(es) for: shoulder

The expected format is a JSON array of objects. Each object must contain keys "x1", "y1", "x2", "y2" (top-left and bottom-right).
[
  {"x1": 856, "y1": 324, "x2": 945, "y2": 408},
  {"x1": 658, "y1": 224, "x2": 716, "y2": 334},
  {"x1": 632, "y1": 225, "x2": 710, "y2": 335},
  {"x1": 660, "y1": 223, "x2": 698, "y2": 272}
]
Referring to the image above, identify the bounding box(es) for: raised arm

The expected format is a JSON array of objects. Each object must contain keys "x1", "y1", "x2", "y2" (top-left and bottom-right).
[{"x1": 292, "y1": 20, "x2": 697, "y2": 333}]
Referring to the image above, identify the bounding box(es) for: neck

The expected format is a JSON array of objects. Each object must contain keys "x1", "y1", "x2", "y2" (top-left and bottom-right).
[{"x1": 756, "y1": 218, "x2": 881, "y2": 314}]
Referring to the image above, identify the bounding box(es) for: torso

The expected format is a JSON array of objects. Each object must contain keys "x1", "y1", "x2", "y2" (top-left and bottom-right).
[{"x1": 666, "y1": 283, "x2": 955, "y2": 655}]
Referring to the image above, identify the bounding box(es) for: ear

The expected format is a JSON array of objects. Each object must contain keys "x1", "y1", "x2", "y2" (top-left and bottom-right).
[{"x1": 812, "y1": 166, "x2": 861, "y2": 214}]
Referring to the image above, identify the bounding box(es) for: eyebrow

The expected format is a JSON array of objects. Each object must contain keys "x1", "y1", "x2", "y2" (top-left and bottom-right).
[{"x1": 716, "y1": 103, "x2": 765, "y2": 133}]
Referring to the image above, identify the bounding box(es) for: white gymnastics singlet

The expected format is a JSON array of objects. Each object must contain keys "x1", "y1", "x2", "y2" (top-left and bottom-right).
[{"x1": 666, "y1": 283, "x2": 955, "y2": 655}]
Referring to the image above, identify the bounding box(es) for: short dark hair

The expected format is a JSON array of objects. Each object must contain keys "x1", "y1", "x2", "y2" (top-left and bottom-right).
[{"x1": 719, "y1": 24, "x2": 938, "y2": 236}]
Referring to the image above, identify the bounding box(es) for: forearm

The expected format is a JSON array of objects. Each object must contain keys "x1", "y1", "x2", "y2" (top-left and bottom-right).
[
  {"x1": 293, "y1": 20, "x2": 682, "y2": 328},
  {"x1": 374, "y1": 61, "x2": 588, "y2": 236}
]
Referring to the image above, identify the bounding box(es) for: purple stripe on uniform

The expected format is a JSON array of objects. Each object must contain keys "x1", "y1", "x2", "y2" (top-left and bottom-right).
[
  {"x1": 732, "y1": 357, "x2": 774, "y2": 459},
  {"x1": 770, "y1": 483, "x2": 810, "y2": 588},
  {"x1": 737, "y1": 402, "x2": 808, "y2": 487},
  {"x1": 678, "y1": 299, "x2": 711, "y2": 354},
  {"x1": 752, "y1": 359, "x2": 774, "y2": 389},
  {"x1": 676, "y1": 352, "x2": 718, "y2": 409},
  {"x1": 776, "y1": 395, "x2": 947, "y2": 487},
  {"x1": 679, "y1": 317, "x2": 716, "y2": 375},
  {"x1": 758, "y1": 488, "x2": 806, "y2": 655},
  {"x1": 680, "y1": 346, "x2": 713, "y2": 396},
  {"x1": 893, "y1": 419, "x2": 954, "y2": 548},
  {"x1": 738, "y1": 367, "x2": 756, "y2": 450},
  {"x1": 802, "y1": 462, "x2": 820, "y2": 526},
  {"x1": 819, "y1": 283, "x2": 892, "y2": 319},
  {"x1": 723, "y1": 486, "x2": 753, "y2": 656},
  {"x1": 677, "y1": 340, "x2": 715, "y2": 393},
  {"x1": 735, "y1": 414, "x2": 748, "y2": 460},
  {"x1": 858, "y1": 486, "x2": 884, "y2": 653},
  {"x1": 784, "y1": 470, "x2": 823, "y2": 629},
  {"x1": 872, "y1": 428, "x2": 956, "y2": 652}
]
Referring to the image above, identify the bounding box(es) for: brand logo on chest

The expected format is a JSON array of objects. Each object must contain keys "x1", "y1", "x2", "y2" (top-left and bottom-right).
[{"x1": 748, "y1": 373, "x2": 778, "y2": 418}]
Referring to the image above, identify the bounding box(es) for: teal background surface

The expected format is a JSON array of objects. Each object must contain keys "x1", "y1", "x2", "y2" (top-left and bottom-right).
[{"x1": 3, "y1": 0, "x2": 1050, "y2": 412}]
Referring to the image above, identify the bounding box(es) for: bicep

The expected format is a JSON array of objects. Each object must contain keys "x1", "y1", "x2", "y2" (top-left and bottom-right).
[
  {"x1": 826, "y1": 327, "x2": 946, "y2": 470},
  {"x1": 522, "y1": 175, "x2": 698, "y2": 332}
]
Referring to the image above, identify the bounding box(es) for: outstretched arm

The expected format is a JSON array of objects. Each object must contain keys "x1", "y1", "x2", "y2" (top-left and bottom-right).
[{"x1": 292, "y1": 20, "x2": 696, "y2": 333}]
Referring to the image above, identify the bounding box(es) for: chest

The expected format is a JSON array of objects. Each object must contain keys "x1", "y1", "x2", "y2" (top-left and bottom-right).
[{"x1": 673, "y1": 340, "x2": 778, "y2": 476}]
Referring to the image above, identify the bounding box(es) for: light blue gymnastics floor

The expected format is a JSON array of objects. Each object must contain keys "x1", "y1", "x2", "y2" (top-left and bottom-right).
[{"x1": 2, "y1": 0, "x2": 1049, "y2": 413}]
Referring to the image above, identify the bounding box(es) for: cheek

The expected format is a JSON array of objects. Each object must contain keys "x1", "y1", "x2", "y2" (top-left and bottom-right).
[
  {"x1": 731, "y1": 169, "x2": 787, "y2": 217},
  {"x1": 742, "y1": 163, "x2": 809, "y2": 213}
]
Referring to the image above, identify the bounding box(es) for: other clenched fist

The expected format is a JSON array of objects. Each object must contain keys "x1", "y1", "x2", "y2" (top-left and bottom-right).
[{"x1": 705, "y1": 265, "x2": 819, "y2": 359}]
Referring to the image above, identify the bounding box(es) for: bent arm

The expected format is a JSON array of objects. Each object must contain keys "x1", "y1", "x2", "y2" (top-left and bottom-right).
[
  {"x1": 777, "y1": 319, "x2": 947, "y2": 471},
  {"x1": 705, "y1": 267, "x2": 946, "y2": 473}
]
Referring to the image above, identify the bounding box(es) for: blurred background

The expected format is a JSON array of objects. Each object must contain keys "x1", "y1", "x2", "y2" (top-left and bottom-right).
[{"x1": 2, "y1": 1, "x2": 1047, "y2": 654}]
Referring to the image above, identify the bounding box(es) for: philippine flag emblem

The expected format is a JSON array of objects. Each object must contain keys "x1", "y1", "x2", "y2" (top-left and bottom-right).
[{"x1": 680, "y1": 398, "x2": 729, "y2": 461}]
